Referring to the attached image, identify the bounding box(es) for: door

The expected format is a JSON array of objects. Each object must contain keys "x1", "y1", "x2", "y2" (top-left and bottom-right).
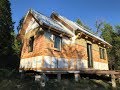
[{"x1": 87, "y1": 43, "x2": 93, "y2": 68}]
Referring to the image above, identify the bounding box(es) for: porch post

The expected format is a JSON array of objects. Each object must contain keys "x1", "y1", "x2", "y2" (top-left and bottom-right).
[
  {"x1": 111, "y1": 74, "x2": 116, "y2": 90},
  {"x1": 57, "y1": 73, "x2": 61, "y2": 81},
  {"x1": 74, "y1": 73, "x2": 80, "y2": 82}
]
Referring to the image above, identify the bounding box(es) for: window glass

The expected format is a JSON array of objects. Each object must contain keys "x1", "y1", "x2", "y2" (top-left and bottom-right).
[
  {"x1": 54, "y1": 35, "x2": 61, "y2": 50},
  {"x1": 99, "y1": 48, "x2": 105, "y2": 59},
  {"x1": 102, "y1": 49, "x2": 105, "y2": 59}
]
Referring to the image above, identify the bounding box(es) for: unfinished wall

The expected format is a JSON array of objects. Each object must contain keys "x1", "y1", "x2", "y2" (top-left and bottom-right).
[{"x1": 20, "y1": 29, "x2": 109, "y2": 71}]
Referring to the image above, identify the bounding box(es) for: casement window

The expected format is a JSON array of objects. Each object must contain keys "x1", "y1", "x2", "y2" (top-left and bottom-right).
[
  {"x1": 28, "y1": 36, "x2": 34, "y2": 52},
  {"x1": 99, "y1": 48, "x2": 105, "y2": 59},
  {"x1": 51, "y1": 34, "x2": 61, "y2": 51}
]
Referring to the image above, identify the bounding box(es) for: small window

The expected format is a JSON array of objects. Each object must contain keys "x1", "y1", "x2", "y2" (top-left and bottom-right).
[
  {"x1": 28, "y1": 36, "x2": 34, "y2": 52},
  {"x1": 99, "y1": 48, "x2": 105, "y2": 59},
  {"x1": 53, "y1": 34, "x2": 61, "y2": 50}
]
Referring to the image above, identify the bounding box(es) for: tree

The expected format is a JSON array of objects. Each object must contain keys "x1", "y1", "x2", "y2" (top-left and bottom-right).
[
  {"x1": 95, "y1": 20, "x2": 104, "y2": 36},
  {"x1": 115, "y1": 25, "x2": 120, "y2": 35},
  {"x1": 76, "y1": 19, "x2": 93, "y2": 33},
  {"x1": 17, "y1": 17, "x2": 24, "y2": 33},
  {"x1": 113, "y1": 25, "x2": 120, "y2": 69},
  {"x1": 0, "y1": 0, "x2": 20, "y2": 69},
  {"x1": 0, "y1": 0, "x2": 14, "y2": 55},
  {"x1": 100, "y1": 23, "x2": 120, "y2": 70},
  {"x1": 76, "y1": 19, "x2": 83, "y2": 26},
  {"x1": 100, "y1": 23, "x2": 114, "y2": 69},
  {"x1": 101, "y1": 23, "x2": 113, "y2": 44},
  {"x1": 15, "y1": 17, "x2": 25, "y2": 55}
]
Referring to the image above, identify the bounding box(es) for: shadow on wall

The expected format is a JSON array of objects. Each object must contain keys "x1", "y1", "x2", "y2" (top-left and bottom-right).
[
  {"x1": 20, "y1": 45, "x2": 86, "y2": 71},
  {"x1": 46, "y1": 44, "x2": 86, "y2": 70},
  {"x1": 20, "y1": 29, "x2": 87, "y2": 70}
]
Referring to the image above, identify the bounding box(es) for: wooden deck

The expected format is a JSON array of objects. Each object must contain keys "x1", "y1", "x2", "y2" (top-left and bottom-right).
[
  {"x1": 80, "y1": 69, "x2": 120, "y2": 75},
  {"x1": 21, "y1": 68, "x2": 120, "y2": 80},
  {"x1": 36, "y1": 68, "x2": 119, "y2": 73},
  {"x1": 34, "y1": 68, "x2": 120, "y2": 78},
  {"x1": 21, "y1": 68, "x2": 120, "y2": 89},
  {"x1": 38, "y1": 68, "x2": 120, "y2": 89}
]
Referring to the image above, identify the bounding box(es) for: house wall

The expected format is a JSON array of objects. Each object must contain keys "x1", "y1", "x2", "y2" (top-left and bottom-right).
[{"x1": 20, "y1": 29, "x2": 109, "y2": 71}]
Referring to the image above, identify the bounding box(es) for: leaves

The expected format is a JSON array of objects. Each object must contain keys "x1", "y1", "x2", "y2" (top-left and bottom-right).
[
  {"x1": 0, "y1": 0, "x2": 20, "y2": 69},
  {"x1": 100, "y1": 23, "x2": 114, "y2": 44},
  {"x1": 76, "y1": 19, "x2": 93, "y2": 34},
  {"x1": 76, "y1": 19, "x2": 83, "y2": 26},
  {"x1": 17, "y1": 17, "x2": 24, "y2": 33},
  {"x1": 100, "y1": 23, "x2": 120, "y2": 70}
]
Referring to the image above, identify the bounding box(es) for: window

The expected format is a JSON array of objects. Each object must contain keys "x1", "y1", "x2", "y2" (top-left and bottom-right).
[
  {"x1": 53, "y1": 34, "x2": 61, "y2": 50},
  {"x1": 99, "y1": 48, "x2": 105, "y2": 59},
  {"x1": 28, "y1": 36, "x2": 34, "y2": 52}
]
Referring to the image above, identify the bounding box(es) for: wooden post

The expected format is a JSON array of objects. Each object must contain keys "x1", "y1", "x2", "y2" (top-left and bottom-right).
[
  {"x1": 111, "y1": 74, "x2": 116, "y2": 90},
  {"x1": 35, "y1": 75, "x2": 41, "y2": 82},
  {"x1": 20, "y1": 70, "x2": 25, "y2": 79},
  {"x1": 74, "y1": 73, "x2": 80, "y2": 82},
  {"x1": 119, "y1": 78, "x2": 120, "y2": 83},
  {"x1": 57, "y1": 73, "x2": 61, "y2": 81}
]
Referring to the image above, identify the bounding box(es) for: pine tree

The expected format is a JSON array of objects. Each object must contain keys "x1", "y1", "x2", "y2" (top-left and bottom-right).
[
  {"x1": 101, "y1": 23, "x2": 120, "y2": 70},
  {"x1": 115, "y1": 25, "x2": 120, "y2": 35},
  {"x1": 0, "y1": 0, "x2": 19, "y2": 69},
  {"x1": 101, "y1": 23, "x2": 113, "y2": 43},
  {"x1": 76, "y1": 19, "x2": 93, "y2": 34},
  {"x1": 76, "y1": 19, "x2": 83, "y2": 26},
  {"x1": 113, "y1": 26, "x2": 120, "y2": 69},
  {"x1": 17, "y1": 17, "x2": 24, "y2": 33}
]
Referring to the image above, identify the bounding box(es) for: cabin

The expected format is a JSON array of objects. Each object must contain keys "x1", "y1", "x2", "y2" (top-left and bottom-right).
[{"x1": 19, "y1": 9, "x2": 112, "y2": 74}]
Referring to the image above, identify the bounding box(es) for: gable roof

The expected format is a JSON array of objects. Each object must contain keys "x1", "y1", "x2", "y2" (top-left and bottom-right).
[
  {"x1": 23, "y1": 9, "x2": 74, "y2": 37},
  {"x1": 20, "y1": 9, "x2": 111, "y2": 47},
  {"x1": 51, "y1": 12, "x2": 112, "y2": 47}
]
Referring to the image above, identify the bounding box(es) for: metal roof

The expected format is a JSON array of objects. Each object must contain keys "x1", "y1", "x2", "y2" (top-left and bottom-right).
[
  {"x1": 22, "y1": 9, "x2": 111, "y2": 47},
  {"x1": 52, "y1": 12, "x2": 112, "y2": 47},
  {"x1": 29, "y1": 9, "x2": 74, "y2": 37}
]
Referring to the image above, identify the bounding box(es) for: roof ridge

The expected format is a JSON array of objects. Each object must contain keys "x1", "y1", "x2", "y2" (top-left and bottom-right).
[
  {"x1": 30, "y1": 9, "x2": 60, "y2": 24},
  {"x1": 28, "y1": 9, "x2": 74, "y2": 37}
]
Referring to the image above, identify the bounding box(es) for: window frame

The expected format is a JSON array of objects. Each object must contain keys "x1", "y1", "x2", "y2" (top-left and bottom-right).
[
  {"x1": 52, "y1": 34, "x2": 62, "y2": 51},
  {"x1": 99, "y1": 47, "x2": 106, "y2": 59},
  {"x1": 28, "y1": 36, "x2": 34, "y2": 52}
]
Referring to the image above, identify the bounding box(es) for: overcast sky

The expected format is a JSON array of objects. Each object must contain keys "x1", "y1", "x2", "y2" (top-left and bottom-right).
[{"x1": 10, "y1": 0, "x2": 120, "y2": 33}]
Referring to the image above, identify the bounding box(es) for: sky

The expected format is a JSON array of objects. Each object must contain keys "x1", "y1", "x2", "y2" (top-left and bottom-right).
[{"x1": 10, "y1": 0, "x2": 120, "y2": 33}]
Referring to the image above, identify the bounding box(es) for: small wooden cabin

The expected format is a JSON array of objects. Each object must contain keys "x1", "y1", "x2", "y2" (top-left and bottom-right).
[{"x1": 19, "y1": 9, "x2": 111, "y2": 73}]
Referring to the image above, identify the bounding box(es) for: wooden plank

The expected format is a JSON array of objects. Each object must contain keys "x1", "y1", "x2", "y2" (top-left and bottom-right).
[
  {"x1": 80, "y1": 70, "x2": 120, "y2": 75},
  {"x1": 19, "y1": 67, "x2": 120, "y2": 76},
  {"x1": 111, "y1": 74, "x2": 117, "y2": 90}
]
